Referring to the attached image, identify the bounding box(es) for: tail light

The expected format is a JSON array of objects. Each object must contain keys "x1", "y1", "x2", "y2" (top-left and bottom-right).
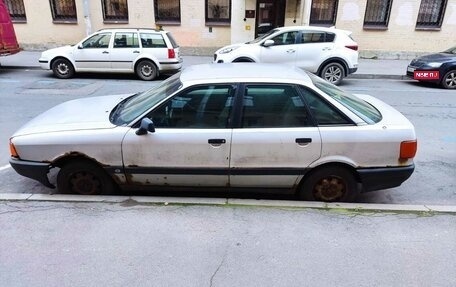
[
  {"x1": 9, "y1": 139, "x2": 19, "y2": 158},
  {"x1": 168, "y1": 48, "x2": 176, "y2": 59},
  {"x1": 400, "y1": 140, "x2": 417, "y2": 159},
  {"x1": 345, "y1": 45, "x2": 358, "y2": 51}
]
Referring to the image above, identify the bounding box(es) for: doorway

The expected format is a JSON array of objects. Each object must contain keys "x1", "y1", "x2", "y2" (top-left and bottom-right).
[{"x1": 255, "y1": 0, "x2": 286, "y2": 38}]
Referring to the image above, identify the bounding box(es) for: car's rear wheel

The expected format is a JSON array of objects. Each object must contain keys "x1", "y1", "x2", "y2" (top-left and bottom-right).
[
  {"x1": 57, "y1": 160, "x2": 116, "y2": 195},
  {"x1": 299, "y1": 166, "x2": 358, "y2": 202},
  {"x1": 51, "y1": 58, "x2": 75, "y2": 79},
  {"x1": 136, "y1": 60, "x2": 158, "y2": 81},
  {"x1": 441, "y1": 70, "x2": 456, "y2": 89},
  {"x1": 320, "y1": 62, "x2": 344, "y2": 85}
]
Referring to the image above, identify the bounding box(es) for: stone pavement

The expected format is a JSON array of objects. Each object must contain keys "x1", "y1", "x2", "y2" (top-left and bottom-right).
[{"x1": 0, "y1": 50, "x2": 412, "y2": 80}]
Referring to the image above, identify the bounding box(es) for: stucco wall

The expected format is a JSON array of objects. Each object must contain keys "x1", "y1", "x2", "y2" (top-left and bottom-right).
[{"x1": 11, "y1": 0, "x2": 456, "y2": 58}]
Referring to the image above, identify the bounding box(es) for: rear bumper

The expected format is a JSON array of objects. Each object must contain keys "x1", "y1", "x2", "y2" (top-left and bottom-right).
[
  {"x1": 9, "y1": 158, "x2": 54, "y2": 188},
  {"x1": 357, "y1": 164, "x2": 415, "y2": 193}
]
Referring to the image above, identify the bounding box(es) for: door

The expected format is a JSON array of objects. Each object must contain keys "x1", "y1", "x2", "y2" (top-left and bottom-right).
[
  {"x1": 0, "y1": 2, "x2": 20, "y2": 55},
  {"x1": 110, "y1": 32, "x2": 141, "y2": 71},
  {"x1": 259, "y1": 30, "x2": 299, "y2": 65},
  {"x1": 255, "y1": 0, "x2": 285, "y2": 38},
  {"x1": 121, "y1": 84, "x2": 236, "y2": 187},
  {"x1": 230, "y1": 84, "x2": 322, "y2": 188},
  {"x1": 73, "y1": 32, "x2": 112, "y2": 70},
  {"x1": 295, "y1": 31, "x2": 336, "y2": 72}
]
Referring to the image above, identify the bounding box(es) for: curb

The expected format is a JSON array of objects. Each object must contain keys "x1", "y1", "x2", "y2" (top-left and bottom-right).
[
  {"x1": 1, "y1": 193, "x2": 455, "y2": 215},
  {"x1": 0, "y1": 65, "x2": 408, "y2": 80}
]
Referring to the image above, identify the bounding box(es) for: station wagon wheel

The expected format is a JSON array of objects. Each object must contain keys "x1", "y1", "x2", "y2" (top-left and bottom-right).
[
  {"x1": 136, "y1": 60, "x2": 158, "y2": 81},
  {"x1": 57, "y1": 160, "x2": 116, "y2": 195},
  {"x1": 299, "y1": 166, "x2": 358, "y2": 202},
  {"x1": 441, "y1": 70, "x2": 456, "y2": 89},
  {"x1": 320, "y1": 62, "x2": 344, "y2": 85},
  {"x1": 51, "y1": 58, "x2": 75, "y2": 79}
]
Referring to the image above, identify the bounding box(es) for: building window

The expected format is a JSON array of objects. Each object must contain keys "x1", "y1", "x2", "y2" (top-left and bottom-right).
[
  {"x1": 416, "y1": 0, "x2": 447, "y2": 29},
  {"x1": 49, "y1": 0, "x2": 77, "y2": 23},
  {"x1": 309, "y1": 0, "x2": 338, "y2": 26},
  {"x1": 364, "y1": 0, "x2": 393, "y2": 29},
  {"x1": 206, "y1": 0, "x2": 231, "y2": 25},
  {"x1": 154, "y1": 0, "x2": 180, "y2": 24},
  {"x1": 4, "y1": 0, "x2": 27, "y2": 22},
  {"x1": 102, "y1": 0, "x2": 129, "y2": 23}
]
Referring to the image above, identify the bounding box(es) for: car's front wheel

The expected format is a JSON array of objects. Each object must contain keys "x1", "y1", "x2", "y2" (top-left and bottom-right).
[
  {"x1": 320, "y1": 62, "x2": 345, "y2": 85},
  {"x1": 51, "y1": 58, "x2": 75, "y2": 79},
  {"x1": 299, "y1": 166, "x2": 359, "y2": 202},
  {"x1": 57, "y1": 160, "x2": 117, "y2": 195},
  {"x1": 441, "y1": 70, "x2": 456, "y2": 89},
  {"x1": 136, "y1": 60, "x2": 158, "y2": 81}
]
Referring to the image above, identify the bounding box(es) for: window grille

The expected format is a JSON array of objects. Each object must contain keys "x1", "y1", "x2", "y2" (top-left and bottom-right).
[
  {"x1": 416, "y1": 0, "x2": 447, "y2": 29},
  {"x1": 49, "y1": 0, "x2": 77, "y2": 22},
  {"x1": 364, "y1": 0, "x2": 393, "y2": 28},
  {"x1": 102, "y1": 0, "x2": 129, "y2": 22},
  {"x1": 206, "y1": 0, "x2": 231, "y2": 25},
  {"x1": 154, "y1": 0, "x2": 180, "y2": 23},
  {"x1": 309, "y1": 0, "x2": 338, "y2": 26},
  {"x1": 3, "y1": 0, "x2": 26, "y2": 22}
]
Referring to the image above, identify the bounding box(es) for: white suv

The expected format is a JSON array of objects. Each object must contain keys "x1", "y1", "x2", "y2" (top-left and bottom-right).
[
  {"x1": 39, "y1": 28, "x2": 182, "y2": 81},
  {"x1": 214, "y1": 26, "x2": 358, "y2": 85}
]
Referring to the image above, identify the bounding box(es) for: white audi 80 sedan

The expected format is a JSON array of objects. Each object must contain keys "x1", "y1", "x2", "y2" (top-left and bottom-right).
[
  {"x1": 9, "y1": 64, "x2": 417, "y2": 202},
  {"x1": 39, "y1": 28, "x2": 182, "y2": 81}
]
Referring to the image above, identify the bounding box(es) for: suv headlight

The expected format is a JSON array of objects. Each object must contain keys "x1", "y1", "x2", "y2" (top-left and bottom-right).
[{"x1": 218, "y1": 46, "x2": 239, "y2": 54}]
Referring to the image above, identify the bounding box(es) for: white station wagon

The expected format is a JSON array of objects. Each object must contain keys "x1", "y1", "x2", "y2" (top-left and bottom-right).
[
  {"x1": 9, "y1": 64, "x2": 417, "y2": 202},
  {"x1": 39, "y1": 28, "x2": 182, "y2": 81}
]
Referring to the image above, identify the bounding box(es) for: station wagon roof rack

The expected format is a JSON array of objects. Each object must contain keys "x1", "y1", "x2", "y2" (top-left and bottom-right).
[{"x1": 97, "y1": 28, "x2": 163, "y2": 32}]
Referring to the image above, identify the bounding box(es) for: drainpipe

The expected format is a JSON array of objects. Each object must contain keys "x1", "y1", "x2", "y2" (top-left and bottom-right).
[{"x1": 82, "y1": 0, "x2": 92, "y2": 36}]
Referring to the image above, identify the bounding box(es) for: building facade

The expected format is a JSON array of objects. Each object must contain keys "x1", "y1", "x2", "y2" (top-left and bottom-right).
[{"x1": 4, "y1": 0, "x2": 456, "y2": 58}]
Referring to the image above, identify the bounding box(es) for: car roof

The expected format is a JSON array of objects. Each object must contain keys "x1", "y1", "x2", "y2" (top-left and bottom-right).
[
  {"x1": 97, "y1": 28, "x2": 166, "y2": 33},
  {"x1": 273, "y1": 25, "x2": 349, "y2": 34},
  {"x1": 180, "y1": 63, "x2": 313, "y2": 84}
]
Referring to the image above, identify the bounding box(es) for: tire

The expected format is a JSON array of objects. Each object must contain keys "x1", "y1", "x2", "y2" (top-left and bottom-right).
[
  {"x1": 320, "y1": 62, "x2": 345, "y2": 85},
  {"x1": 57, "y1": 160, "x2": 116, "y2": 195},
  {"x1": 441, "y1": 70, "x2": 456, "y2": 89},
  {"x1": 51, "y1": 58, "x2": 75, "y2": 79},
  {"x1": 135, "y1": 60, "x2": 158, "y2": 81},
  {"x1": 299, "y1": 166, "x2": 358, "y2": 202}
]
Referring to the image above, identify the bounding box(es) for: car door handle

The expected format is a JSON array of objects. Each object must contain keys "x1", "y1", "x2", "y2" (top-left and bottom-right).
[
  {"x1": 102, "y1": 51, "x2": 109, "y2": 54},
  {"x1": 133, "y1": 50, "x2": 140, "y2": 53},
  {"x1": 286, "y1": 49, "x2": 296, "y2": 53},
  {"x1": 208, "y1": 139, "x2": 226, "y2": 144},
  {"x1": 296, "y1": 138, "x2": 312, "y2": 145}
]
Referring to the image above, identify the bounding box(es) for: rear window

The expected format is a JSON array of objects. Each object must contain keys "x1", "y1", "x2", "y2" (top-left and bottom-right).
[
  {"x1": 166, "y1": 32, "x2": 179, "y2": 48},
  {"x1": 308, "y1": 73, "x2": 382, "y2": 124}
]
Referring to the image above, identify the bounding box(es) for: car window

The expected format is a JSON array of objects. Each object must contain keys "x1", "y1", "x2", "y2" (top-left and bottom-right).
[
  {"x1": 307, "y1": 73, "x2": 382, "y2": 124},
  {"x1": 241, "y1": 84, "x2": 312, "y2": 128},
  {"x1": 140, "y1": 33, "x2": 167, "y2": 48},
  {"x1": 298, "y1": 86, "x2": 351, "y2": 126},
  {"x1": 166, "y1": 32, "x2": 179, "y2": 48},
  {"x1": 82, "y1": 32, "x2": 112, "y2": 49},
  {"x1": 270, "y1": 31, "x2": 298, "y2": 46},
  {"x1": 300, "y1": 32, "x2": 334, "y2": 44},
  {"x1": 113, "y1": 32, "x2": 139, "y2": 48},
  {"x1": 151, "y1": 85, "x2": 235, "y2": 129},
  {"x1": 443, "y1": 46, "x2": 456, "y2": 54}
]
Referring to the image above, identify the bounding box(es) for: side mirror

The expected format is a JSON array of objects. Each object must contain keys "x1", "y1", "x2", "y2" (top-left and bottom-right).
[
  {"x1": 136, "y1": 118, "x2": 155, "y2": 135},
  {"x1": 262, "y1": 40, "x2": 274, "y2": 47},
  {"x1": 77, "y1": 44, "x2": 83, "y2": 49}
]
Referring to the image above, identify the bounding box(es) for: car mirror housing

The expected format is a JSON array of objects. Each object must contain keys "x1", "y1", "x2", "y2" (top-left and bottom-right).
[
  {"x1": 77, "y1": 44, "x2": 83, "y2": 49},
  {"x1": 136, "y1": 118, "x2": 155, "y2": 135},
  {"x1": 262, "y1": 40, "x2": 274, "y2": 47}
]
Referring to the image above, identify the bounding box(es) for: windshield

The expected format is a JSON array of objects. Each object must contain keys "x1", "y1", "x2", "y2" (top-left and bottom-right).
[
  {"x1": 308, "y1": 73, "x2": 382, "y2": 124},
  {"x1": 246, "y1": 28, "x2": 279, "y2": 44},
  {"x1": 110, "y1": 73, "x2": 182, "y2": 125},
  {"x1": 443, "y1": 46, "x2": 456, "y2": 54}
]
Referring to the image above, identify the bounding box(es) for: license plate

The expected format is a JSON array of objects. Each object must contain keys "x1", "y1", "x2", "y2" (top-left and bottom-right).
[{"x1": 414, "y1": 71, "x2": 439, "y2": 80}]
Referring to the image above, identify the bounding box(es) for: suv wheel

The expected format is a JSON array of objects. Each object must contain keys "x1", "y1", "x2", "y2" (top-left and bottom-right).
[
  {"x1": 441, "y1": 70, "x2": 456, "y2": 89},
  {"x1": 136, "y1": 60, "x2": 158, "y2": 81},
  {"x1": 320, "y1": 62, "x2": 344, "y2": 85}
]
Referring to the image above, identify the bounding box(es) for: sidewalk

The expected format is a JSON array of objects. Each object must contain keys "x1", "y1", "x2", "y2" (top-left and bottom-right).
[{"x1": 0, "y1": 50, "x2": 411, "y2": 80}]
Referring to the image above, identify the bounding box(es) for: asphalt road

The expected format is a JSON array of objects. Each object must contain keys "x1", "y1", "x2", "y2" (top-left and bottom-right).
[{"x1": 1, "y1": 68, "x2": 455, "y2": 205}]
